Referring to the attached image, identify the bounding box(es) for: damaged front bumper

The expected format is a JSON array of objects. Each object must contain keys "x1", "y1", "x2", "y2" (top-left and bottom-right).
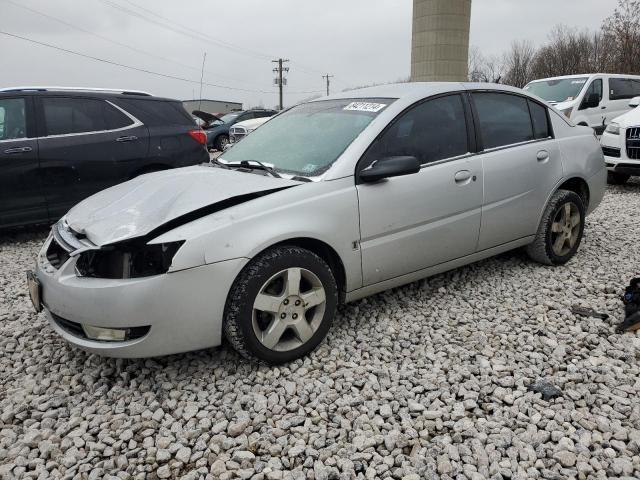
[{"x1": 36, "y1": 234, "x2": 247, "y2": 358}]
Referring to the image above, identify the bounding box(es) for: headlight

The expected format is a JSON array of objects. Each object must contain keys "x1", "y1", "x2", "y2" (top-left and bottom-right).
[
  {"x1": 76, "y1": 241, "x2": 184, "y2": 279},
  {"x1": 605, "y1": 123, "x2": 620, "y2": 135}
]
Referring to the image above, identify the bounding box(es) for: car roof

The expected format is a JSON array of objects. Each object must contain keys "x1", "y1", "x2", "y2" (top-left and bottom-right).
[
  {"x1": 0, "y1": 87, "x2": 178, "y2": 102},
  {"x1": 318, "y1": 81, "x2": 529, "y2": 103},
  {"x1": 527, "y1": 73, "x2": 640, "y2": 83}
]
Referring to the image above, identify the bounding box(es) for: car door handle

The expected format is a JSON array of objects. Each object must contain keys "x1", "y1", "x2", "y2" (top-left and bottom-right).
[
  {"x1": 601, "y1": 106, "x2": 607, "y2": 109},
  {"x1": 537, "y1": 150, "x2": 550, "y2": 162},
  {"x1": 116, "y1": 135, "x2": 138, "y2": 142},
  {"x1": 4, "y1": 146, "x2": 33, "y2": 154},
  {"x1": 454, "y1": 170, "x2": 472, "y2": 184}
]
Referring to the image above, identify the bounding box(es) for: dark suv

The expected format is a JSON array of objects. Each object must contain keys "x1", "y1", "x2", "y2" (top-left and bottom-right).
[{"x1": 0, "y1": 87, "x2": 209, "y2": 228}]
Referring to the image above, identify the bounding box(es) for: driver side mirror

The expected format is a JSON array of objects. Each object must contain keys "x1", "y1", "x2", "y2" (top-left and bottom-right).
[
  {"x1": 581, "y1": 93, "x2": 601, "y2": 109},
  {"x1": 359, "y1": 156, "x2": 421, "y2": 183},
  {"x1": 630, "y1": 96, "x2": 640, "y2": 108}
]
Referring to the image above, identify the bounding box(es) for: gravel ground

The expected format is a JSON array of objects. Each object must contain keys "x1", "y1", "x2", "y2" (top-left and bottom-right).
[{"x1": 2, "y1": 182, "x2": 640, "y2": 480}]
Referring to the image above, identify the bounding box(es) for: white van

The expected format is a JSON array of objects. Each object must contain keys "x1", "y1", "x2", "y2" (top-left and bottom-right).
[{"x1": 524, "y1": 74, "x2": 640, "y2": 134}]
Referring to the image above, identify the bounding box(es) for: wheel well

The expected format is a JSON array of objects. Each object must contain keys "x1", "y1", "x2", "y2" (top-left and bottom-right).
[
  {"x1": 130, "y1": 164, "x2": 169, "y2": 179},
  {"x1": 273, "y1": 238, "x2": 347, "y2": 303},
  {"x1": 558, "y1": 177, "x2": 589, "y2": 209}
]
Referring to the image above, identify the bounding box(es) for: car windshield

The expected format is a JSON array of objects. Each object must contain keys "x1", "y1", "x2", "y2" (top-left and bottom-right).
[
  {"x1": 219, "y1": 98, "x2": 393, "y2": 176},
  {"x1": 524, "y1": 77, "x2": 589, "y2": 103},
  {"x1": 220, "y1": 113, "x2": 240, "y2": 124}
]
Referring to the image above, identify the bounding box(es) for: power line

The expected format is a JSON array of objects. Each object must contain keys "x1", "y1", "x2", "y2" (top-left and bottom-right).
[
  {"x1": 98, "y1": 0, "x2": 273, "y2": 61},
  {"x1": 0, "y1": 30, "x2": 324, "y2": 96},
  {"x1": 100, "y1": 0, "x2": 350, "y2": 87},
  {"x1": 3, "y1": 0, "x2": 267, "y2": 89},
  {"x1": 0, "y1": 30, "x2": 274, "y2": 93}
]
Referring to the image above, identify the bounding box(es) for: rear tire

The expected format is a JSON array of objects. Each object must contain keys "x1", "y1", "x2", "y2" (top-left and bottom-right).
[
  {"x1": 526, "y1": 189, "x2": 585, "y2": 266},
  {"x1": 607, "y1": 171, "x2": 630, "y2": 185},
  {"x1": 214, "y1": 134, "x2": 229, "y2": 152},
  {"x1": 223, "y1": 246, "x2": 338, "y2": 364}
]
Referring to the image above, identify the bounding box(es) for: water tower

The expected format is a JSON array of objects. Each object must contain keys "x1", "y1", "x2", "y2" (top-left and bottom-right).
[{"x1": 411, "y1": 0, "x2": 472, "y2": 82}]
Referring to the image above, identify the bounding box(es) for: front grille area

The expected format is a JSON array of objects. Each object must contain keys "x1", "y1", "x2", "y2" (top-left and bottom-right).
[
  {"x1": 51, "y1": 312, "x2": 151, "y2": 342},
  {"x1": 628, "y1": 126, "x2": 640, "y2": 160},
  {"x1": 46, "y1": 238, "x2": 70, "y2": 269},
  {"x1": 602, "y1": 146, "x2": 621, "y2": 158},
  {"x1": 230, "y1": 126, "x2": 247, "y2": 143},
  {"x1": 52, "y1": 313, "x2": 85, "y2": 337}
]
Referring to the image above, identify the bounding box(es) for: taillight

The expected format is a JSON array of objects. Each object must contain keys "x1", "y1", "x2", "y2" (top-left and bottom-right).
[{"x1": 188, "y1": 129, "x2": 207, "y2": 145}]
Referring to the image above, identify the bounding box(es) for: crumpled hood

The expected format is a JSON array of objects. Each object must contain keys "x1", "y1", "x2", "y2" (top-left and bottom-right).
[{"x1": 65, "y1": 165, "x2": 301, "y2": 246}]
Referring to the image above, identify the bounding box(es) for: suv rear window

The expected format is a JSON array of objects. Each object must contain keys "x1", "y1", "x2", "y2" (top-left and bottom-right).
[{"x1": 473, "y1": 92, "x2": 534, "y2": 149}]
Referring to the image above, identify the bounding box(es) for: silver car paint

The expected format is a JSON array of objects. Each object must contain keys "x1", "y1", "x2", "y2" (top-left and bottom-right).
[
  {"x1": 65, "y1": 166, "x2": 301, "y2": 246},
  {"x1": 36, "y1": 82, "x2": 606, "y2": 357},
  {"x1": 37, "y1": 234, "x2": 247, "y2": 358},
  {"x1": 357, "y1": 154, "x2": 483, "y2": 285}
]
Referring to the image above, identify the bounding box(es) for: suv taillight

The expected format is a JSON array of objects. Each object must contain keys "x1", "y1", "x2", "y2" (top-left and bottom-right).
[{"x1": 188, "y1": 129, "x2": 207, "y2": 145}]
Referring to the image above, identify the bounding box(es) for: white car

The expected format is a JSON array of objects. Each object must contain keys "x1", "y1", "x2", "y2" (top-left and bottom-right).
[
  {"x1": 524, "y1": 74, "x2": 640, "y2": 134},
  {"x1": 601, "y1": 96, "x2": 640, "y2": 184},
  {"x1": 229, "y1": 117, "x2": 270, "y2": 145},
  {"x1": 30, "y1": 83, "x2": 605, "y2": 364}
]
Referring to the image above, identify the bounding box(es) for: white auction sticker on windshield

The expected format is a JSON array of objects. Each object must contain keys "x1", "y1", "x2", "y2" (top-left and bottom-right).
[
  {"x1": 571, "y1": 79, "x2": 587, "y2": 84},
  {"x1": 344, "y1": 102, "x2": 387, "y2": 113}
]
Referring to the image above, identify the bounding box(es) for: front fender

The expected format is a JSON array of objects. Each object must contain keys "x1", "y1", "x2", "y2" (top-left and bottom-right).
[{"x1": 154, "y1": 177, "x2": 363, "y2": 292}]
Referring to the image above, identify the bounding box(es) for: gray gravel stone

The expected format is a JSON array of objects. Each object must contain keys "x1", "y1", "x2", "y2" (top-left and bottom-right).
[{"x1": 2, "y1": 184, "x2": 640, "y2": 479}]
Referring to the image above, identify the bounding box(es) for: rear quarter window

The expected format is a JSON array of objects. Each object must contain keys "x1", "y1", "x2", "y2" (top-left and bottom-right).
[
  {"x1": 115, "y1": 99, "x2": 196, "y2": 127},
  {"x1": 528, "y1": 100, "x2": 552, "y2": 139}
]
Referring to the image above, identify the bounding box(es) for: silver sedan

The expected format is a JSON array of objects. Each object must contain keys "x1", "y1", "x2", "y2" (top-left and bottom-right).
[{"x1": 31, "y1": 83, "x2": 606, "y2": 363}]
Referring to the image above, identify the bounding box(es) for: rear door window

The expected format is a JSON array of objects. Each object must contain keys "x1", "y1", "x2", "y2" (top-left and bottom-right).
[
  {"x1": 472, "y1": 92, "x2": 534, "y2": 149},
  {"x1": 0, "y1": 98, "x2": 27, "y2": 140},
  {"x1": 42, "y1": 97, "x2": 107, "y2": 135}
]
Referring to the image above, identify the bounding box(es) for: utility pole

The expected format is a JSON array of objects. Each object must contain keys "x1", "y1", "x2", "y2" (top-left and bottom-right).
[
  {"x1": 272, "y1": 58, "x2": 289, "y2": 110},
  {"x1": 322, "y1": 74, "x2": 334, "y2": 96}
]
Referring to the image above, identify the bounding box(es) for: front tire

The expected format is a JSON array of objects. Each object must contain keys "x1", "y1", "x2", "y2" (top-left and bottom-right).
[
  {"x1": 223, "y1": 246, "x2": 338, "y2": 364},
  {"x1": 526, "y1": 189, "x2": 585, "y2": 266},
  {"x1": 607, "y1": 171, "x2": 630, "y2": 185}
]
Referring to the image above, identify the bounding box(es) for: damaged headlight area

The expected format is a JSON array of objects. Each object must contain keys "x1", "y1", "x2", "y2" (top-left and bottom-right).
[{"x1": 75, "y1": 241, "x2": 185, "y2": 279}]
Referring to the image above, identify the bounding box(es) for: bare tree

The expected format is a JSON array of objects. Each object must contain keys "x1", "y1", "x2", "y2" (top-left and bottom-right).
[
  {"x1": 602, "y1": 0, "x2": 640, "y2": 74},
  {"x1": 503, "y1": 40, "x2": 536, "y2": 87},
  {"x1": 468, "y1": 46, "x2": 503, "y2": 83}
]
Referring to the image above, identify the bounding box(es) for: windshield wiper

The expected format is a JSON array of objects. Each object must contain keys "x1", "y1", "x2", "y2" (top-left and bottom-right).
[
  {"x1": 209, "y1": 157, "x2": 231, "y2": 169},
  {"x1": 223, "y1": 160, "x2": 282, "y2": 178}
]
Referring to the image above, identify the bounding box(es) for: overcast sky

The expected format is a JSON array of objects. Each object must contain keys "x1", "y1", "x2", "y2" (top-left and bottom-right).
[{"x1": 0, "y1": 0, "x2": 617, "y2": 109}]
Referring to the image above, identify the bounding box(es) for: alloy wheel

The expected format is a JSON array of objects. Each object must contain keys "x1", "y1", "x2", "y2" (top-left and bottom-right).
[
  {"x1": 550, "y1": 202, "x2": 581, "y2": 256},
  {"x1": 252, "y1": 267, "x2": 326, "y2": 352}
]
